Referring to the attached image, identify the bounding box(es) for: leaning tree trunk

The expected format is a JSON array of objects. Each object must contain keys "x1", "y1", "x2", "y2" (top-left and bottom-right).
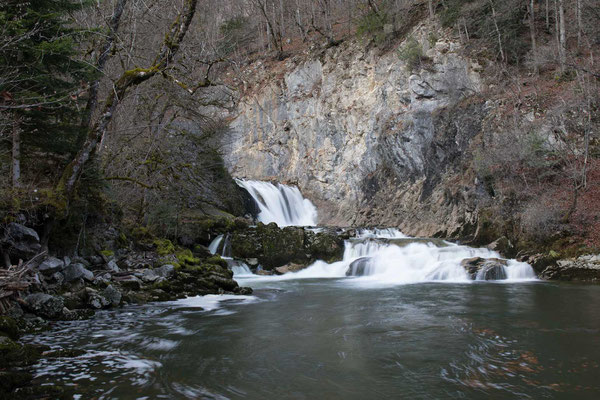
[{"x1": 57, "y1": 0, "x2": 199, "y2": 205}]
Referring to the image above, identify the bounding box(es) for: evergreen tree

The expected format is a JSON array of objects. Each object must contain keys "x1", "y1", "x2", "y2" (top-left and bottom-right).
[{"x1": 0, "y1": 0, "x2": 93, "y2": 189}]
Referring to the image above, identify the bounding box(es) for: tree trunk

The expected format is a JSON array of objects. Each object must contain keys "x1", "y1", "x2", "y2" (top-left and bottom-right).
[
  {"x1": 577, "y1": 0, "x2": 582, "y2": 46},
  {"x1": 558, "y1": 0, "x2": 566, "y2": 73},
  {"x1": 11, "y1": 115, "x2": 21, "y2": 189},
  {"x1": 428, "y1": 0, "x2": 435, "y2": 19},
  {"x1": 58, "y1": 0, "x2": 199, "y2": 203},
  {"x1": 529, "y1": 0, "x2": 538, "y2": 74},
  {"x1": 545, "y1": 0, "x2": 550, "y2": 31},
  {"x1": 489, "y1": 0, "x2": 505, "y2": 63}
]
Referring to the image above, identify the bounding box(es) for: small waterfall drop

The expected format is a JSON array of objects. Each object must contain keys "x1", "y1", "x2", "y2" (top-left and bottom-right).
[
  {"x1": 208, "y1": 235, "x2": 224, "y2": 255},
  {"x1": 236, "y1": 180, "x2": 317, "y2": 227}
]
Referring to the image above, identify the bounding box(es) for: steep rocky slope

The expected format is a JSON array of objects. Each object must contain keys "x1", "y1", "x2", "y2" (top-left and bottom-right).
[{"x1": 223, "y1": 22, "x2": 487, "y2": 238}]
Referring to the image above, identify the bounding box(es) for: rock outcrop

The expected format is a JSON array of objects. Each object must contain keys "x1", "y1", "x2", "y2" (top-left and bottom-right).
[
  {"x1": 223, "y1": 22, "x2": 484, "y2": 238},
  {"x1": 540, "y1": 255, "x2": 600, "y2": 282}
]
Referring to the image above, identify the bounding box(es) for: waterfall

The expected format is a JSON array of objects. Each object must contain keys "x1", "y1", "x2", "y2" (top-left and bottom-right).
[
  {"x1": 208, "y1": 235, "x2": 224, "y2": 254},
  {"x1": 236, "y1": 180, "x2": 317, "y2": 227}
]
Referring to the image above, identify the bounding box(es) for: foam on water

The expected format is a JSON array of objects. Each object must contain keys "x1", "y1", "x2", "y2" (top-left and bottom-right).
[{"x1": 235, "y1": 231, "x2": 537, "y2": 285}]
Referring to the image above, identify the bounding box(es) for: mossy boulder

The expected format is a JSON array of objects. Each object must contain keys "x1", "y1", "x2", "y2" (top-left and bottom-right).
[
  {"x1": 0, "y1": 317, "x2": 20, "y2": 340},
  {"x1": 230, "y1": 223, "x2": 343, "y2": 270}
]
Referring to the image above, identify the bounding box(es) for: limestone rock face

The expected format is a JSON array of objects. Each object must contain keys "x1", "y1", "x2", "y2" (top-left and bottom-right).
[
  {"x1": 541, "y1": 255, "x2": 600, "y2": 281},
  {"x1": 223, "y1": 23, "x2": 484, "y2": 237}
]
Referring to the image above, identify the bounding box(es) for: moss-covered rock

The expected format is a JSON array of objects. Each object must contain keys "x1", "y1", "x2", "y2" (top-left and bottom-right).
[
  {"x1": 230, "y1": 223, "x2": 343, "y2": 270},
  {"x1": 0, "y1": 317, "x2": 20, "y2": 340}
]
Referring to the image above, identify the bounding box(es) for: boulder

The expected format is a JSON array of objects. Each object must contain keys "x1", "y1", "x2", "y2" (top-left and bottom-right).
[
  {"x1": 140, "y1": 269, "x2": 159, "y2": 283},
  {"x1": 156, "y1": 264, "x2": 175, "y2": 278},
  {"x1": 460, "y1": 257, "x2": 508, "y2": 280},
  {"x1": 105, "y1": 260, "x2": 120, "y2": 273},
  {"x1": 1, "y1": 223, "x2": 41, "y2": 261},
  {"x1": 345, "y1": 257, "x2": 371, "y2": 276},
  {"x1": 50, "y1": 272, "x2": 65, "y2": 286},
  {"x1": 116, "y1": 275, "x2": 143, "y2": 290},
  {"x1": 476, "y1": 262, "x2": 507, "y2": 280},
  {"x1": 85, "y1": 288, "x2": 109, "y2": 309},
  {"x1": 63, "y1": 263, "x2": 94, "y2": 282},
  {"x1": 102, "y1": 285, "x2": 122, "y2": 306},
  {"x1": 23, "y1": 294, "x2": 64, "y2": 319},
  {"x1": 37, "y1": 257, "x2": 65, "y2": 275},
  {"x1": 274, "y1": 263, "x2": 305, "y2": 275}
]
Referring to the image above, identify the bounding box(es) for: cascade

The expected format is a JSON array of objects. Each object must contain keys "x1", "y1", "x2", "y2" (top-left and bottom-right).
[
  {"x1": 236, "y1": 180, "x2": 317, "y2": 227},
  {"x1": 208, "y1": 235, "x2": 224, "y2": 255}
]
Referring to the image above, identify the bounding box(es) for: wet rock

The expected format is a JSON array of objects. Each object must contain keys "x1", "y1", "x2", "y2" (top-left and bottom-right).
[
  {"x1": 541, "y1": 255, "x2": 600, "y2": 281},
  {"x1": 1, "y1": 223, "x2": 41, "y2": 261},
  {"x1": 275, "y1": 263, "x2": 305, "y2": 275},
  {"x1": 140, "y1": 269, "x2": 159, "y2": 283},
  {"x1": 346, "y1": 257, "x2": 371, "y2": 276},
  {"x1": 63, "y1": 256, "x2": 71, "y2": 267},
  {"x1": 37, "y1": 257, "x2": 65, "y2": 275},
  {"x1": 486, "y1": 236, "x2": 516, "y2": 258},
  {"x1": 460, "y1": 257, "x2": 508, "y2": 280},
  {"x1": 235, "y1": 286, "x2": 253, "y2": 295},
  {"x1": 102, "y1": 285, "x2": 122, "y2": 307},
  {"x1": 85, "y1": 288, "x2": 109, "y2": 309},
  {"x1": 255, "y1": 269, "x2": 274, "y2": 275},
  {"x1": 63, "y1": 263, "x2": 94, "y2": 282},
  {"x1": 117, "y1": 275, "x2": 143, "y2": 290},
  {"x1": 245, "y1": 258, "x2": 259, "y2": 267},
  {"x1": 476, "y1": 262, "x2": 507, "y2": 280},
  {"x1": 62, "y1": 308, "x2": 94, "y2": 320},
  {"x1": 23, "y1": 293, "x2": 65, "y2": 319}
]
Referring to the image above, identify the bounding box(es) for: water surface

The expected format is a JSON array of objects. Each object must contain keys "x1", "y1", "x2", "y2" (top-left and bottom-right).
[{"x1": 25, "y1": 279, "x2": 600, "y2": 399}]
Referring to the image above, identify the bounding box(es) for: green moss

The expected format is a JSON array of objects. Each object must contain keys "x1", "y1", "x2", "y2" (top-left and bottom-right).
[
  {"x1": 176, "y1": 248, "x2": 200, "y2": 266},
  {"x1": 154, "y1": 239, "x2": 175, "y2": 256},
  {"x1": 116, "y1": 232, "x2": 128, "y2": 248},
  {"x1": 0, "y1": 317, "x2": 20, "y2": 340},
  {"x1": 206, "y1": 255, "x2": 228, "y2": 268},
  {"x1": 99, "y1": 249, "x2": 114, "y2": 257}
]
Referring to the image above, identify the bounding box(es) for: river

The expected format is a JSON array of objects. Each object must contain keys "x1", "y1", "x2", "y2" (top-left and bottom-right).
[{"x1": 24, "y1": 276, "x2": 600, "y2": 399}]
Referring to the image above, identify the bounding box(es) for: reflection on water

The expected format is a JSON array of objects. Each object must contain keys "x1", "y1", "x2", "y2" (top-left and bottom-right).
[{"x1": 23, "y1": 281, "x2": 600, "y2": 399}]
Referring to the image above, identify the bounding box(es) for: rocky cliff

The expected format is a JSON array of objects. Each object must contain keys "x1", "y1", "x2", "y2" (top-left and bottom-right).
[{"x1": 223, "y1": 22, "x2": 487, "y2": 238}]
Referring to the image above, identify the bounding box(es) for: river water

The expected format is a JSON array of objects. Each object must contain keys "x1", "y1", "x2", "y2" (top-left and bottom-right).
[{"x1": 24, "y1": 277, "x2": 600, "y2": 399}]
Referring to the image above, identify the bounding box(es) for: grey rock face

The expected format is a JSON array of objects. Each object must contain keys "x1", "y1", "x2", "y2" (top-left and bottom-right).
[
  {"x1": 37, "y1": 257, "x2": 65, "y2": 275},
  {"x1": 24, "y1": 293, "x2": 64, "y2": 319},
  {"x1": 63, "y1": 263, "x2": 94, "y2": 282},
  {"x1": 223, "y1": 23, "x2": 483, "y2": 236}
]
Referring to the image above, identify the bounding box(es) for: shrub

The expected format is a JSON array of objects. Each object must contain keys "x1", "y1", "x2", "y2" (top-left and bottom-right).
[
  {"x1": 398, "y1": 37, "x2": 425, "y2": 71},
  {"x1": 356, "y1": 10, "x2": 388, "y2": 43}
]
